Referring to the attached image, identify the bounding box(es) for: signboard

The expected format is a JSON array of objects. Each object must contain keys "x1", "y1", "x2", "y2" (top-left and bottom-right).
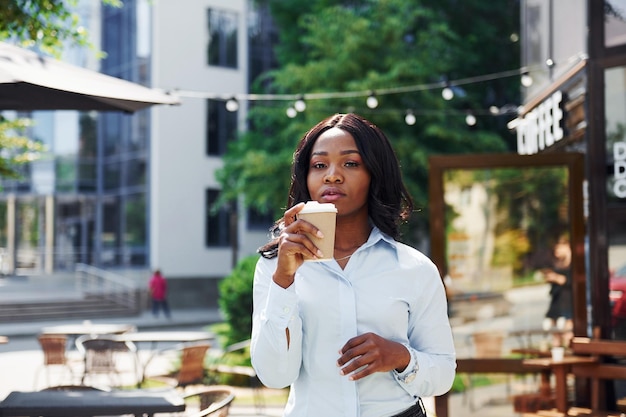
[{"x1": 516, "y1": 91, "x2": 565, "y2": 155}]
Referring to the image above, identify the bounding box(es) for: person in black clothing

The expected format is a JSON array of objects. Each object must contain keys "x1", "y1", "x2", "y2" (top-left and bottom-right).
[{"x1": 542, "y1": 237, "x2": 573, "y2": 347}]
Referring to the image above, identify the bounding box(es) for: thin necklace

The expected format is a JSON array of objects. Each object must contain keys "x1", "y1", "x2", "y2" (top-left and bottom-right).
[
  {"x1": 335, "y1": 253, "x2": 353, "y2": 262},
  {"x1": 335, "y1": 239, "x2": 367, "y2": 262}
]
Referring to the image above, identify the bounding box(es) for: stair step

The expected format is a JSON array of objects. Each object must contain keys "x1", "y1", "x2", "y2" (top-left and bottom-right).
[{"x1": 0, "y1": 297, "x2": 140, "y2": 323}]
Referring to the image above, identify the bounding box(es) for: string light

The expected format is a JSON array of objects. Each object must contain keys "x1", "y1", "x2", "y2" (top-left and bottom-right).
[
  {"x1": 521, "y1": 71, "x2": 533, "y2": 87},
  {"x1": 405, "y1": 110, "x2": 416, "y2": 126},
  {"x1": 465, "y1": 113, "x2": 477, "y2": 126},
  {"x1": 173, "y1": 54, "x2": 587, "y2": 103},
  {"x1": 441, "y1": 85, "x2": 454, "y2": 101},
  {"x1": 168, "y1": 53, "x2": 588, "y2": 126},
  {"x1": 366, "y1": 92, "x2": 379, "y2": 109},
  {"x1": 225, "y1": 97, "x2": 239, "y2": 112},
  {"x1": 294, "y1": 96, "x2": 307, "y2": 112},
  {"x1": 286, "y1": 106, "x2": 297, "y2": 118}
]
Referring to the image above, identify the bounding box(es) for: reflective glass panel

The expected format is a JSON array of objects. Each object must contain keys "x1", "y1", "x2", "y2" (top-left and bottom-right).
[{"x1": 606, "y1": 0, "x2": 626, "y2": 47}]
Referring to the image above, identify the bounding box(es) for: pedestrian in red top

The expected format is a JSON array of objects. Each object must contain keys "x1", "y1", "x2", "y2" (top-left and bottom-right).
[{"x1": 149, "y1": 269, "x2": 171, "y2": 319}]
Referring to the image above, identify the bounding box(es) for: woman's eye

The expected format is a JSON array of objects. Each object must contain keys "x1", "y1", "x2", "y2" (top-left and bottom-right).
[
  {"x1": 345, "y1": 161, "x2": 359, "y2": 167},
  {"x1": 311, "y1": 162, "x2": 326, "y2": 169}
]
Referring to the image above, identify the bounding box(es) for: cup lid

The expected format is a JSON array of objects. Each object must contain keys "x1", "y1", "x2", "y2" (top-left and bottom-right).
[{"x1": 299, "y1": 201, "x2": 337, "y2": 213}]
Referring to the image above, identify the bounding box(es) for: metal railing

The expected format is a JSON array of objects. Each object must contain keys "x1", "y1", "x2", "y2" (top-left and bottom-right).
[{"x1": 75, "y1": 263, "x2": 140, "y2": 312}]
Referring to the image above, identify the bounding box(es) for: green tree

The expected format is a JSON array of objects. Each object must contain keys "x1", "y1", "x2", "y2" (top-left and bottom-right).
[
  {"x1": 0, "y1": 117, "x2": 43, "y2": 178},
  {"x1": 0, "y1": 0, "x2": 121, "y2": 56},
  {"x1": 217, "y1": 0, "x2": 521, "y2": 246}
]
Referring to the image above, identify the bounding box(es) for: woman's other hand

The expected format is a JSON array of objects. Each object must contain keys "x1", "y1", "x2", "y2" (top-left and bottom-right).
[{"x1": 337, "y1": 333, "x2": 411, "y2": 381}]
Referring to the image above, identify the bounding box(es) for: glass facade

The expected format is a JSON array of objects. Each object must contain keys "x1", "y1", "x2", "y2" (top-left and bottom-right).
[
  {"x1": 521, "y1": 0, "x2": 586, "y2": 99},
  {"x1": 98, "y1": 0, "x2": 151, "y2": 267},
  {"x1": 606, "y1": 0, "x2": 626, "y2": 48}
]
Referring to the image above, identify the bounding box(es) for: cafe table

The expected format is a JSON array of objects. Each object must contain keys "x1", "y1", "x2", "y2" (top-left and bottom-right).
[
  {"x1": 41, "y1": 322, "x2": 136, "y2": 337},
  {"x1": 523, "y1": 355, "x2": 598, "y2": 413},
  {"x1": 114, "y1": 330, "x2": 214, "y2": 349},
  {"x1": 113, "y1": 330, "x2": 215, "y2": 386},
  {"x1": 0, "y1": 388, "x2": 185, "y2": 417}
]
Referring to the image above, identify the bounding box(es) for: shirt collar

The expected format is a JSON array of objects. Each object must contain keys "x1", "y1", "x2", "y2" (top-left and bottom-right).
[{"x1": 364, "y1": 225, "x2": 398, "y2": 251}]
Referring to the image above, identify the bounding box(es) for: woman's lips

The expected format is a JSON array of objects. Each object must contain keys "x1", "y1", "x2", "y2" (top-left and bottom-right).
[{"x1": 321, "y1": 188, "x2": 344, "y2": 202}]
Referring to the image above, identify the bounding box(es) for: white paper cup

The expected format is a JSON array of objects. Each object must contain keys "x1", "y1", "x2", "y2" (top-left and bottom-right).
[
  {"x1": 297, "y1": 201, "x2": 337, "y2": 262},
  {"x1": 551, "y1": 346, "x2": 565, "y2": 361}
]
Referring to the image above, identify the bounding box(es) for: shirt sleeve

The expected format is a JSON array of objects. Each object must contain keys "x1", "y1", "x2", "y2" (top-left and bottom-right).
[
  {"x1": 395, "y1": 257, "x2": 457, "y2": 398},
  {"x1": 250, "y1": 257, "x2": 303, "y2": 389}
]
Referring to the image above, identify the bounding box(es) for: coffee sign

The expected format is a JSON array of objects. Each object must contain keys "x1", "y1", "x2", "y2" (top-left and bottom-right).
[{"x1": 516, "y1": 90, "x2": 565, "y2": 155}]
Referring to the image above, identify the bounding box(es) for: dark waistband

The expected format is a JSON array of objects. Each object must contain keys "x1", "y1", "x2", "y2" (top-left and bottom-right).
[{"x1": 390, "y1": 398, "x2": 426, "y2": 417}]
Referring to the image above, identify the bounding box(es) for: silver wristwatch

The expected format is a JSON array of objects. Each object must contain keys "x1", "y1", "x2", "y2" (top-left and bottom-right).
[{"x1": 396, "y1": 343, "x2": 419, "y2": 383}]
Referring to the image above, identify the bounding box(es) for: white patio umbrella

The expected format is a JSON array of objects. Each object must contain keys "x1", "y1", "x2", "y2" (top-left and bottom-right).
[{"x1": 0, "y1": 41, "x2": 179, "y2": 112}]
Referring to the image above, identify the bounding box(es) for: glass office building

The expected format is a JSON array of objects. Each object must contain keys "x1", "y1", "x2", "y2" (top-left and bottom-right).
[{"x1": 0, "y1": 0, "x2": 276, "y2": 293}]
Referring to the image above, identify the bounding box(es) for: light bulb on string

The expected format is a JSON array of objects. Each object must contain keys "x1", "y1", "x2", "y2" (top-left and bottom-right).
[
  {"x1": 225, "y1": 97, "x2": 239, "y2": 112},
  {"x1": 546, "y1": 58, "x2": 555, "y2": 68},
  {"x1": 404, "y1": 110, "x2": 416, "y2": 126},
  {"x1": 441, "y1": 85, "x2": 454, "y2": 101},
  {"x1": 489, "y1": 106, "x2": 500, "y2": 115},
  {"x1": 465, "y1": 113, "x2": 477, "y2": 126},
  {"x1": 521, "y1": 72, "x2": 533, "y2": 87},
  {"x1": 366, "y1": 92, "x2": 378, "y2": 109},
  {"x1": 294, "y1": 96, "x2": 306, "y2": 112},
  {"x1": 286, "y1": 106, "x2": 297, "y2": 118}
]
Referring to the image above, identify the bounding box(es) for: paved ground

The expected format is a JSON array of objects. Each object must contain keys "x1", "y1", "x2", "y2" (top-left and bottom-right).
[{"x1": 0, "y1": 275, "x2": 525, "y2": 417}]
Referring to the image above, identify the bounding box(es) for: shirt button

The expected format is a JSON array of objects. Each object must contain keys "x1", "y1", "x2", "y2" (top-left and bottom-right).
[{"x1": 283, "y1": 307, "x2": 290, "y2": 313}]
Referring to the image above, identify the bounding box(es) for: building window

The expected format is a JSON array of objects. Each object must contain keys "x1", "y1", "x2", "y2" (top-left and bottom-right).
[
  {"x1": 207, "y1": 99, "x2": 237, "y2": 156},
  {"x1": 207, "y1": 8, "x2": 238, "y2": 68},
  {"x1": 206, "y1": 189, "x2": 231, "y2": 247},
  {"x1": 248, "y1": 3, "x2": 278, "y2": 86}
]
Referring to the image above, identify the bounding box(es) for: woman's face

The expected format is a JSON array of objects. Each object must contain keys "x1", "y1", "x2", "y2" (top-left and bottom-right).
[{"x1": 306, "y1": 127, "x2": 371, "y2": 217}]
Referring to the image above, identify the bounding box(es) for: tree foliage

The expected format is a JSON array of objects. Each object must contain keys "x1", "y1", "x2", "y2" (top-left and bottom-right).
[
  {"x1": 217, "y1": 255, "x2": 259, "y2": 346},
  {"x1": 0, "y1": 117, "x2": 44, "y2": 178},
  {"x1": 218, "y1": 0, "x2": 521, "y2": 246},
  {"x1": 0, "y1": 0, "x2": 121, "y2": 57}
]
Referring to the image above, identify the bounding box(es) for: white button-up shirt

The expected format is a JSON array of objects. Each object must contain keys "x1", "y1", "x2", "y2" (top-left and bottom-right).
[{"x1": 251, "y1": 227, "x2": 456, "y2": 417}]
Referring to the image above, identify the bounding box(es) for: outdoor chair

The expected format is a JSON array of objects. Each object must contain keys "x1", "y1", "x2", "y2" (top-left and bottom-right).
[
  {"x1": 34, "y1": 334, "x2": 77, "y2": 389},
  {"x1": 149, "y1": 342, "x2": 211, "y2": 390},
  {"x1": 183, "y1": 385, "x2": 236, "y2": 417},
  {"x1": 207, "y1": 339, "x2": 264, "y2": 413},
  {"x1": 76, "y1": 334, "x2": 139, "y2": 388}
]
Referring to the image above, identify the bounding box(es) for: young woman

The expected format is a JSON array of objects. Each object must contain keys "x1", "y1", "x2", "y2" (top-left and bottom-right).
[{"x1": 251, "y1": 113, "x2": 456, "y2": 417}]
